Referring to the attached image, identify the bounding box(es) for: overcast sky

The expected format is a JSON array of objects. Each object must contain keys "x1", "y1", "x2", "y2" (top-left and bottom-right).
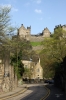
[{"x1": 0, "y1": 0, "x2": 66, "y2": 34}]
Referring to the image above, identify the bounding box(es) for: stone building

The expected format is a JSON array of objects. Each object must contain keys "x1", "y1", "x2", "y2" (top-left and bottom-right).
[
  {"x1": 42, "y1": 27, "x2": 51, "y2": 37},
  {"x1": 18, "y1": 24, "x2": 31, "y2": 41},
  {"x1": 54, "y1": 24, "x2": 66, "y2": 38},
  {"x1": 54, "y1": 24, "x2": 66, "y2": 31},
  {"x1": 17, "y1": 24, "x2": 51, "y2": 42},
  {"x1": 34, "y1": 58, "x2": 43, "y2": 80},
  {"x1": 22, "y1": 58, "x2": 43, "y2": 80}
]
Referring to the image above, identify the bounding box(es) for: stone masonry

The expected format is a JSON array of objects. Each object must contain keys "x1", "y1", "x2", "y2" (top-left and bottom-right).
[
  {"x1": 17, "y1": 24, "x2": 51, "y2": 42},
  {"x1": 0, "y1": 63, "x2": 4, "y2": 92},
  {"x1": 22, "y1": 58, "x2": 43, "y2": 80}
]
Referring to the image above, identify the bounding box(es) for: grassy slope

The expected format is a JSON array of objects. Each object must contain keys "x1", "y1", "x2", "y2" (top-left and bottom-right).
[
  {"x1": 30, "y1": 42, "x2": 42, "y2": 46},
  {"x1": 30, "y1": 42, "x2": 42, "y2": 54}
]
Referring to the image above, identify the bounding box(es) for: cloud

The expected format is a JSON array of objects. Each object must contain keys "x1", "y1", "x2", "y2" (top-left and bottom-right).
[
  {"x1": 0, "y1": 4, "x2": 18, "y2": 12},
  {"x1": 35, "y1": 9, "x2": 42, "y2": 14},
  {"x1": 0, "y1": 4, "x2": 12, "y2": 8}
]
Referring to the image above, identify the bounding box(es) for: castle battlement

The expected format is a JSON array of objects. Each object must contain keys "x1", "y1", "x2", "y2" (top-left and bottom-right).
[
  {"x1": 18, "y1": 24, "x2": 51, "y2": 42},
  {"x1": 54, "y1": 24, "x2": 66, "y2": 31}
]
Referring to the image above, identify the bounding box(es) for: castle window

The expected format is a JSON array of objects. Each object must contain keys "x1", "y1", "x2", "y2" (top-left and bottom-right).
[
  {"x1": 25, "y1": 35, "x2": 26, "y2": 38},
  {"x1": 37, "y1": 68, "x2": 40, "y2": 72},
  {"x1": 24, "y1": 65, "x2": 28, "y2": 68},
  {"x1": 26, "y1": 32, "x2": 28, "y2": 35}
]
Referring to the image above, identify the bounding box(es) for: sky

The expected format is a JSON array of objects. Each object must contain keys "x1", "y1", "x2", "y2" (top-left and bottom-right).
[{"x1": 0, "y1": 0, "x2": 66, "y2": 34}]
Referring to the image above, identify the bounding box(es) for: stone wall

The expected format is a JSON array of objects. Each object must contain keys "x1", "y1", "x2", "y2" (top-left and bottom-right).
[
  {"x1": 30, "y1": 36, "x2": 44, "y2": 42},
  {"x1": 18, "y1": 24, "x2": 50, "y2": 42},
  {"x1": 0, "y1": 64, "x2": 4, "y2": 91},
  {"x1": 2, "y1": 64, "x2": 17, "y2": 92},
  {"x1": 42, "y1": 27, "x2": 51, "y2": 37},
  {"x1": 18, "y1": 24, "x2": 31, "y2": 41}
]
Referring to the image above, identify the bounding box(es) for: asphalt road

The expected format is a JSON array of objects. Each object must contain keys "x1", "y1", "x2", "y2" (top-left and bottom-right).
[
  {"x1": 45, "y1": 84, "x2": 65, "y2": 100},
  {"x1": 20, "y1": 84, "x2": 47, "y2": 100},
  {"x1": 6, "y1": 84, "x2": 48, "y2": 100},
  {"x1": 4, "y1": 83, "x2": 65, "y2": 100}
]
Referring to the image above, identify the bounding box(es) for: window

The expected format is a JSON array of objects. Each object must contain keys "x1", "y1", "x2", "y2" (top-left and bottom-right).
[
  {"x1": 24, "y1": 65, "x2": 28, "y2": 68},
  {"x1": 37, "y1": 68, "x2": 40, "y2": 72}
]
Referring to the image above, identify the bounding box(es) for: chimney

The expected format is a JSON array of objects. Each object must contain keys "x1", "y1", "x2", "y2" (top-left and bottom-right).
[{"x1": 21, "y1": 24, "x2": 23, "y2": 26}]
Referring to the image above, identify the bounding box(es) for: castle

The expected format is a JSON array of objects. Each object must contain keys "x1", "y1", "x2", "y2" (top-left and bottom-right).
[
  {"x1": 12, "y1": 24, "x2": 66, "y2": 41},
  {"x1": 54, "y1": 24, "x2": 66, "y2": 31},
  {"x1": 54, "y1": 24, "x2": 66, "y2": 38},
  {"x1": 17, "y1": 24, "x2": 51, "y2": 42}
]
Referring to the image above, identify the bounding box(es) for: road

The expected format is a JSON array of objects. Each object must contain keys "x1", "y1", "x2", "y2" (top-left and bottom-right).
[
  {"x1": 5, "y1": 84, "x2": 48, "y2": 100},
  {"x1": 45, "y1": 84, "x2": 65, "y2": 100}
]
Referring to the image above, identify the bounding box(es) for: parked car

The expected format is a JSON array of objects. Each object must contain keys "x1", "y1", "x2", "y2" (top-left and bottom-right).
[
  {"x1": 48, "y1": 80, "x2": 54, "y2": 84},
  {"x1": 44, "y1": 79, "x2": 54, "y2": 84},
  {"x1": 44, "y1": 80, "x2": 49, "y2": 83}
]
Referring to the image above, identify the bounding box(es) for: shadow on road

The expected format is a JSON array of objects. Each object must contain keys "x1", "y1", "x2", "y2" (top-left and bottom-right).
[{"x1": 45, "y1": 84, "x2": 65, "y2": 100}]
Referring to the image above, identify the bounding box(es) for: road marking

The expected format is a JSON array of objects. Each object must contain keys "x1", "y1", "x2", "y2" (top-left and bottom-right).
[
  {"x1": 0, "y1": 84, "x2": 50, "y2": 100},
  {"x1": 0, "y1": 87, "x2": 28, "y2": 100},
  {"x1": 55, "y1": 94, "x2": 63, "y2": 98},
  {"x1": 40, "y1": 85, "x2": 50, "y2": 100}
]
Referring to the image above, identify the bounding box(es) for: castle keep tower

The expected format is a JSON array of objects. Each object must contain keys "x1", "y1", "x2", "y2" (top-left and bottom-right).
[
  {"x1": 18, "y1": 24, "x2": 31, "y2": 41},
  {"x1": 54, "y1": 24, "x2": 66, "y2": 38},
  {"x1": 16, "y1": 24, "x2": 51, "y2": 42},
  {"x1": 42, "y1": 27, "x2": 50, "y2": 37}
]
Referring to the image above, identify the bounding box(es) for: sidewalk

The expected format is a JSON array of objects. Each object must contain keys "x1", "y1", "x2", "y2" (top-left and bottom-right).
[{"x1": 0, "y1": 84, "x2": 27, "y2": 99}]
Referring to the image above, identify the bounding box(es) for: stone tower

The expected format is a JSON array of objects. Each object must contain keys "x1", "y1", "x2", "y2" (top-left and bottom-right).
[
  {"x1": 17, "y1": 24, "x2": 51, "y2": 42},
  {"x1": 54, "y1": 24, "x2": 66, "y2": 31},
  {"x1": 42, "y1": 27, "x2": 50, "y2": 37},
  {"x1": 54, "y1": 24, "x2": 66, "y2": 38},
  {"x1": 18, "y1": 24, "x2": 31, "y2": 41}
]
